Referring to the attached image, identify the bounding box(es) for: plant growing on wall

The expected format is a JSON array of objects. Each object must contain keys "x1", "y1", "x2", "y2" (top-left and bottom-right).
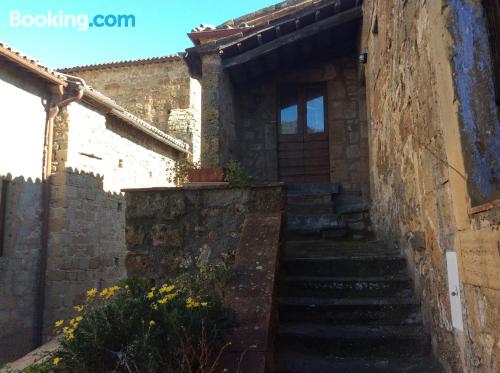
[
  {"x1": 224, "y1": 160, "x2": 254, "y2": 186},
  {"x1": 167, "y1": 158, "x2": 200, "y2": 186}
]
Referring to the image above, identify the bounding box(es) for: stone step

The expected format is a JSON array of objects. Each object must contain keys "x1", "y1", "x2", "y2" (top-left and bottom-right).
[
  {"x1": 288, "y1": 202, "x2": 335, "y2": 215},
  {"x1": 277, "y1": 323, "x2": 430, "y2": 358},
  {"x1": 288, "y1": 228, "x2": 349, "y2": 241},
  {"x1": 288, "y1": 193, "x2": 333, "y2": 205},
  {"x1": 278, "y1": 275, "x2": 413, "y2": 298},
  {"x1": 278, "y1": 296, "x2": 422, "y2": 325},
  {"x1": 287, "y1": 182, "x2": 340, "y2": 196},
  {"x1": 334, "y1": 193, "x2": 369, "y2": 214},
  {"x1": 275, "y1": 353, "x2": 444, "y2": 373},
  {"x1": 288, "y1": 213, "x2": 344, "y2": 233},
  {"x1": 285, "y1": 239, "x2": 399, "y2": 258},
  {"x1": 281, "y1": 256, "x2": 407, "y2": 277}
]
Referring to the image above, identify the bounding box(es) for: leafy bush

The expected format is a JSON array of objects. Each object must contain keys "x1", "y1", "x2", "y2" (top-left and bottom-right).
[
  {"x1": 166, "y1": 158, "x2": 199, "y2": 186},
  {"x1": 9, "y1": 275, "x2": 235, "y2": 373},
  {"x1": 224, "y1": 160, "x2": 253, "y2": 186}
]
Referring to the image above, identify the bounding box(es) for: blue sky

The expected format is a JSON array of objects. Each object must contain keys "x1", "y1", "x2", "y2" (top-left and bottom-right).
[{"x1": 0, "y1": 0, "x2": 277, "y2": 69}]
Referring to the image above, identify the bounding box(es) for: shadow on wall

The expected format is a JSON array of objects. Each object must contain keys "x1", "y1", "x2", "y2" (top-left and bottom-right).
[
  {"x1": 43, "y1": 167, "x2": 127, "y2": 339},
  {"x1": 0, "y1": 174, "x2": 43, "y2": 364}
]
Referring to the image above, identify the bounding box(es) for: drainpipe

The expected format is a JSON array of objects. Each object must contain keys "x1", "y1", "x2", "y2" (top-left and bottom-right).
[{"x1": 35, "y1": 82, "x2": 84, "y2": 348}]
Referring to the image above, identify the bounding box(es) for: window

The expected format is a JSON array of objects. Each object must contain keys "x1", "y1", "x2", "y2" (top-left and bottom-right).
[
  {"x1": 279, "y1": 94, "x2": 299, "y2": 135},
  {"x1": 484, "y1": 0, "x2": 500, "y2": 106},
  {"x1": 0, "y1": 179, "x2": 9, "y2": 256},
  {"x1": 279, "y1": 85, "x2": 326, "y2": 136},
  {"x1": 306, "y1": 90, "x2": 326, "y2": 133}
]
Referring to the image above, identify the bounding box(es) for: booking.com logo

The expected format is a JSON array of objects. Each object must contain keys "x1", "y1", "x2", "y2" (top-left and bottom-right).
[{"x1": 9, "y1": 10, "x2": 136, "y2": 31}]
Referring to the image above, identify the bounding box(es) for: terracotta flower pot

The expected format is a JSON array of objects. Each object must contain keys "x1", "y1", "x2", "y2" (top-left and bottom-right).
[{"x1": 187, "y1": 168, "x2": 224, "y2": 183}]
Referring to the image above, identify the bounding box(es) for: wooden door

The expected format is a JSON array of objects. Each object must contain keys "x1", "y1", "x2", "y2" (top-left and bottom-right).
[{"x1": 278, "y1": 84, "x2": 330, "y2": 182}]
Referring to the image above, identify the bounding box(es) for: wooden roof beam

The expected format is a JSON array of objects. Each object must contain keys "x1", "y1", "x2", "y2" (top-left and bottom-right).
[{"x1": 221, "y1": 6, "x2": 362, "y2": 70}]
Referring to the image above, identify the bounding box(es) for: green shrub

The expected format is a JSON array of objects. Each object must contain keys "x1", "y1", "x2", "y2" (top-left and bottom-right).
[
  {"x1": 224, "y1": 160, "x2": 253, "y2": 186},
  {"x1": 9, "y1": 275, "x2": 235, "y2": 373}
]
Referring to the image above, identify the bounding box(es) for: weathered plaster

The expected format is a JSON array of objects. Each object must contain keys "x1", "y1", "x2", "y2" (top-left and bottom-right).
[{"x1": 450, "y1": 0, "x2": 500, "y2": 204}]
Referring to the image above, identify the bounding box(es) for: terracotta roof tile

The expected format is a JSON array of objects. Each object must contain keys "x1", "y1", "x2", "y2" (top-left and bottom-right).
[
  {"x1": 58, "y1": 54, "x2": 184, "y2": 72},
  {"x1": 0, "y1": 42, "x2": 67, "y2": 85}
]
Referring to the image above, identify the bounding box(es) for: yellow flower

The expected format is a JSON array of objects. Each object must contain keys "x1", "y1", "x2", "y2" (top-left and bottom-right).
[
  {"x1": 74, "y1": 305, "x2": 84, "y2": 312},
  {"x1": 86, "y1": 288, "x2": 97, "y2": 298},
  {"x1": 75, "y1": 316, "x2": 83, "y2": 322},
  {"x1": 147, "y1": 291, "x2": 155, "y2": 299},
  {"x1": 53, "y1": 357, "x2": 61, "y2": 366},
  {"x1": 54, "y1": 320, "x2": 64, "y2": 327},
  {"x1": 125, "y1": 285, "x2": 129, "y2": 289},
  {"x1": 158, "y1": 293, "x2": 177, "y2": 304},
  {"x1": 100, "y1": 288, "x2": 109, "y2": 298},
  {"x1": 149, "y1": 320, "x2": 156, "y2": 326},
  {"x1": 186, "y1": 297, "x2": 208, "y2": 309},
  {"x1": 159, "y1": 285, "x2": 175, "y2": 294},
  {"x1": 150, "y1": 287, "x2": 156, "y2": 292},
  {"x1": 63, "y1": 326, "x2": 75, "y2": 341},
  {"x1": 151, "y1": 303, "x2": 158, "y2": 311}
]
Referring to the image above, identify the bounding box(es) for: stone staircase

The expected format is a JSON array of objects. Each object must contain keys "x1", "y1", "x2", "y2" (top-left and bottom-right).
[{"x1": 274, "y1": 183, "x2": 443, "y2": 373}]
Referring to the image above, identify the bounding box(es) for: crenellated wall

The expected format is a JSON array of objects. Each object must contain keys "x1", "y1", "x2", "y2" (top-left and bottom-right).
[{"x1": 43, "y1": 101, "x2": 181, "y2": 337}]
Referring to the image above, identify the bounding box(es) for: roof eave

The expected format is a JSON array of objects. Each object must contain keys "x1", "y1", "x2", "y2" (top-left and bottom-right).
[{"x1": 0, "y1": 45, "x2": 67, "y2": 86}]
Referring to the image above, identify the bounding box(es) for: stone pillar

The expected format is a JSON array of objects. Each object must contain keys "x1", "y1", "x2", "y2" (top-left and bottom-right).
[{"x1": 200, "y1": 54, "x2": 236, "y2": 166}]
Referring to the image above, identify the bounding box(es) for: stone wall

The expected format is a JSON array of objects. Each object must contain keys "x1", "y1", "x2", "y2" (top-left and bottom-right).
[
  {"x1": 362, "y1": 1, "x2": 500, "y2": 372},
  {"x1": 0, "y1": 63, "x2": 49, "y2": 363},
  {"x1": 43, "y1": 101, "x2": 182, "y2": 337},
  {"x1": 124, "y1": 184, "x2": 285, "y2": 281},
  {"x1": 233, "y1": 57, "x2": 369, "y2": 195},
  {"x1": 65, "y1": 61, "x2": 202, "y2": 163}
]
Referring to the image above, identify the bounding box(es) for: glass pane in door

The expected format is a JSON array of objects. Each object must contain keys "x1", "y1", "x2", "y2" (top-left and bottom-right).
[
  {"x1": 280, "y1": 102, "x2": 298, "y2": 135},
  {"x1": 306, "y1": 94, "x2": 325, "y2": 133}
]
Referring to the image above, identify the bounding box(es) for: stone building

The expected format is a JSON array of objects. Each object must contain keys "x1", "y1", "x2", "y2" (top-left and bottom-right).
[
  {"x1": 0, "y1": 44, "x2": 189, "y2": 363},
  {"x1": 59, "y1": 55, "x2": 202, "y2": 164},
  {"x1": 2, "y1": 0, "x2": 500, "y2": 372},
  {"x1": 181, "y1": 2, "x2": 500, "y2": 371}
]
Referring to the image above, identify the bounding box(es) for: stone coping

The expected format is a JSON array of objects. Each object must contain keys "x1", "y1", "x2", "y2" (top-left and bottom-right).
[
  {"x1": 1, "y1": 339, "x2": 60, "y2": 372},
  {"x1": 219, "y1": 213, "x2": 284, "y2": 373},
  {"x1": 121, "y1": 182, "x2": 285, "y2": 193}
]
